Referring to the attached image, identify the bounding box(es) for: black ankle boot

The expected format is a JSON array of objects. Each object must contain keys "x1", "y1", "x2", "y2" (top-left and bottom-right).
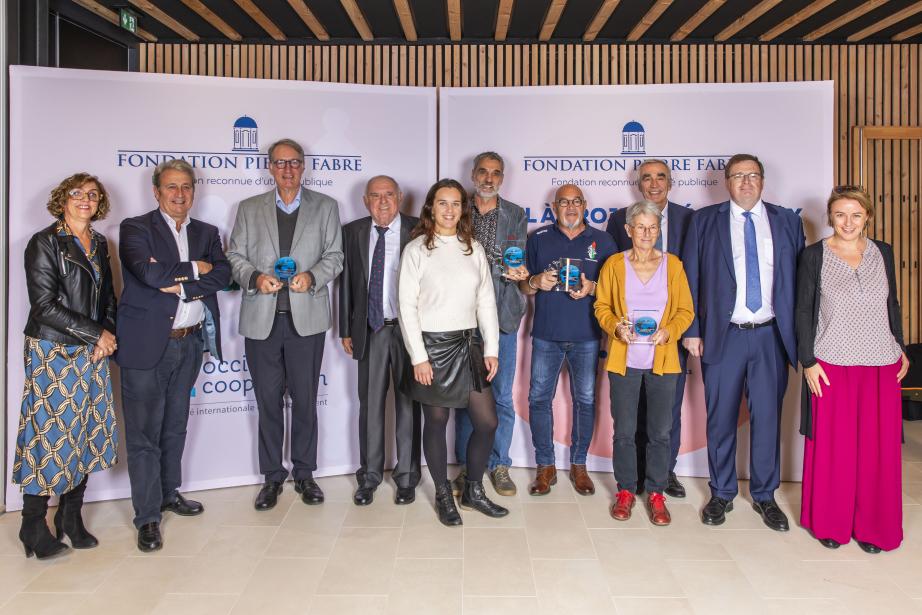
[
  {"x1": 460, "y1": 480, "x2": 509, "y2": 518},
  {"x1": 434, "y1": 481, "x2": 462, "y2": 527},
  {"x1": 20, "y1": 494, "x2": 70, "y2": 560},
  {"x1": 54, "y1": 477, "x2": 98, "y2": 549}
]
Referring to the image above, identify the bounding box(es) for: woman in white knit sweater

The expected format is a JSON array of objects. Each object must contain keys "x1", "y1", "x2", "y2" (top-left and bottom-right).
[{"x1": 399, "y1": 178, "x2": 508, "y2": 526}]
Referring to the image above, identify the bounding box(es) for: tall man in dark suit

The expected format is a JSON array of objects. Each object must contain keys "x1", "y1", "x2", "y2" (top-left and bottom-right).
[
  {"x1": 117, "y1": 159, "x2": 230, "y2": 552},
  {"x1": 227, "y1": 138, "x2": 343, "y2": 511},
  {"x1": 681, "y1": 154, "x2": 805, "y2": 531},
  {"x1": 605, "y1": 159, "x2": 693, "y2": 498},
  {"x1": 339, "y1": 175, "x2": 421, "y2": 506}
]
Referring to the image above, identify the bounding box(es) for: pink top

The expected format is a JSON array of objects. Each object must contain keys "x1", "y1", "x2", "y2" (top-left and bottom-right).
[{"x1": 625, "y1": 253, "x2": 668, "y2": 370}]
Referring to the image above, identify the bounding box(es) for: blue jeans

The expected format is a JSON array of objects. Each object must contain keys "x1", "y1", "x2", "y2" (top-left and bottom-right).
[
  {"x1": 528, "y1": 337, "x2": 599, "y2": 466},
  {"x1": 455, "y1": 330, "x2": 517, "y2": 469}
]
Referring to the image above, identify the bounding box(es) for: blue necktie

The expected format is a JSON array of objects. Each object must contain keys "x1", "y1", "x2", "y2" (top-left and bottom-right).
[
  {"x1": 654, "y1": 231, "x2": 663, "y2": 252},
  {"x1": 367, "y1": 225, "x2": 388, "y2": 332},
  {"x1": 742, "y1": 211, "x2": 762, "y2": 313}
]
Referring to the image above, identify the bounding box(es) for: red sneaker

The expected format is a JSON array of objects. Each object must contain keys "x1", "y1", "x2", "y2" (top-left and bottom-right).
[
  {"x1": 646, "y1": 492, "x2": 671, "y2": 526},
  {"x1": 610, "y1": 489, "x2": 635, "y2": 521}
]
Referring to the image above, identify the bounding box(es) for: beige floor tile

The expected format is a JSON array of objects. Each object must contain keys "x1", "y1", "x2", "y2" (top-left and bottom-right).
[
  {"x1": 612, "y1": 596, "x2": 695, "y2": 615},
  {"x1": 316, "y1": 527, "x2": 401, "y2": 595},
  {"x1": 231, "y1": 557, "x2": 327, "y2": 615},
  {"x1": 153, "y1": 516, "x2": 220, "y2": 557},
  {"x1": 456, "y1": 493, "x2": 525, "y2": 529},
  {"x1": 532, "y1": 558, "x2": 612, "y2": 614},
  {"x1": 0, "y1": 592, "x2": 89, "y2": 615},
  {"x1": 812, "y1": 561, "x2": 922, "y2": 615},
  {"x1": 165, "y1": 553, "x2": 260, "y2": 594},
  {"x1": 151, "y1": 593, "x2": 238, "y2": 615},
  {"x1": 308, "y1": 594, "x2": 388, "y2": 614},
  {"x1": 265, "y1": 501, "x2": 348, "y2": 558},
  {"x1": 200, "y1": 524, "x2": 277, "y2": 558},
  {"x1": 462, "y1": 596, "x2": 540, "y2": 615},
  {"x1": 343, "y1": 497, "x2": 407, "y2": 528},
  {"x1": 206, "y1": 494, "x2": 295, "y2": 527},
  {"x1": 398, "y1": 503, "x2": 463, "y2": 558},
  {"x1": 590, "y1": 529, "x2": 685, "y2": 597},
  {"x1": 71, "y1": 589, "x2": 161, "y2": 615},
  {"x1": 386, "y1": 558, "x2": 462, "y2": 614},
  {"x1": 0, "y1": 554, "x2": 47, "y2": 604},
  {"x1": 94, "y1": 554, "x2": 193, "y2": 600},
  {"x1": 759, "y1": 598, "x2": 851, "y2": 615},
  {"x1": 905, "y1": 462, "x2": 922, "y2": 483},
  {"x1": 522, "y1": 503, "x2": 595, "y2": 558},
  {"x1": 313, "y1": 474, "x2": 361, "y2": 503},
  {"x1": 667, "y1": 560, "x2": 767, "y2": 613},
  {"x1": 21, "y1": 550, "x2": 124, "y2": 593},
  {"x1": 717, "y1": 529, "x2": 841, "y2": 599},
  {"x1": 462, "y1": 528, "x2": 535, "y2": 596},
  {"x1": 646, "y1": 503, "x2": 734, "y2": 561}
]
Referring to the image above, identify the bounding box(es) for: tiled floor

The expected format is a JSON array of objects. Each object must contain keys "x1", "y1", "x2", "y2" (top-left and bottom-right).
[{"x1": 3, "y1": 421, "x2": 922, "y2": 615}]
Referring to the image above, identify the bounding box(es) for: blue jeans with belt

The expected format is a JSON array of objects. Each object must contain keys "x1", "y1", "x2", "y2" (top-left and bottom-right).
[{"x1": 527, "y1": 337, "x2": 600, "y2": 466}]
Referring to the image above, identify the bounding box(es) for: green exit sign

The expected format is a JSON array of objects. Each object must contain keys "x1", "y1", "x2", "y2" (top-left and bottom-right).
[{"x1": 119, "y1": 8, "x2": 138, "y2": 34}]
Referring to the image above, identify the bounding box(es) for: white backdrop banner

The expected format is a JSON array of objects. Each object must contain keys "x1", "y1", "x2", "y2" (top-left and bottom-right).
[
  {"x1": 6, "y1": 66, "x2": 436, "y2": 509},
  {"x1": 439, "y1": 82, "x2": 834, "y2": 481}
]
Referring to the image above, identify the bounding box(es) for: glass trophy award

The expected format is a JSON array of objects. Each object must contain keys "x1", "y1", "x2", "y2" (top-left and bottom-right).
[
  {"x1": 630, "y1": 309, "x2": 660, "y2": 344},
  {"x1": 502, "y1": 239, "x2": 526, "y2": 273},
  {"x1": 555, "y1": 258, "x2": 582, "y2": 292},
  {"x1": 274, "y1": 256, "x2": 298, "y2": 286}
]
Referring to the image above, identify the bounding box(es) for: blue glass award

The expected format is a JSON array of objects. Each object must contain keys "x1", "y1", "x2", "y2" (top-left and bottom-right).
[{"x1": 274, "y1": 257, "x2": 298, "y2": 286}]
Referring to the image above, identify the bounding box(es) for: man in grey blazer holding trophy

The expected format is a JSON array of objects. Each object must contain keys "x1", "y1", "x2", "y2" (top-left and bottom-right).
[{"x1": 227, "y1": 138, "x2": 343, "y2": 511}]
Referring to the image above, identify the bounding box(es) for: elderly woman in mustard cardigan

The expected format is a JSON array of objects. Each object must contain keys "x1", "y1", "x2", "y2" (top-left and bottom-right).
[{"x1": 595, "y1": 200, "x2": 694, "y2": 526}]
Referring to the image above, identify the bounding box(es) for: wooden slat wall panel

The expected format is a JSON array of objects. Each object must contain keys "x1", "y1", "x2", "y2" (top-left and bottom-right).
[{"x1": 139, "y1": 42, "x2": 922, "y2": 342}]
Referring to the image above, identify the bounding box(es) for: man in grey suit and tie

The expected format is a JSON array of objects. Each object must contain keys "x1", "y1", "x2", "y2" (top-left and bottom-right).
[
  {"x1": 339, "y1": 175, "x2": 421, "y2": 506},
  {"x1": 227, "y1": 138, "x2": 344, "y2": 511}
]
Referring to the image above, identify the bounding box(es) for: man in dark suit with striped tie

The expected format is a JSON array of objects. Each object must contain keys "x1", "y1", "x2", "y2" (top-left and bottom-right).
[{"x1": 339, "y1": 175, "x2": 421, "y2": 506}]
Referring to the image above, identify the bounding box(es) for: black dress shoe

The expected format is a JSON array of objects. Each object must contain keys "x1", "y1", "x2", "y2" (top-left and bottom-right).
[
  {"x1": 353, "y1": 486, "x2": 375, "y2": 506},
  {"x1": 395, "y1": 486, "x2": 416, "y2": 505},
  {"x1": 161, "y1": 492, "x2": 204, "y2": 516},
  {"x1": 752, "y1": 499, "x2": 789, "y2": 532},
  {"x1": 137, "y1": 522, "x2": 162, "y2": 553},
  {"x1": 460, "y1": 480, "x2": 509, "y2": 518},
  {"x1": 664, "y1": 472, "x2": 686, "y2": 498},
  {"x1": 857, "y1": 540, "x2": 881, "y2": 554},
  {"x1": 254, "y1": 481, "x2": 282, "y2": 511},
  {"x1": 295, "y1": 479, "x2": 324, "y2": 505},
  {"x1": 819, "y1": 538, "x2": 841, "y2": 549},
  {"x1": 701, "y1": 496, "x2": 733, "y2": 525}
]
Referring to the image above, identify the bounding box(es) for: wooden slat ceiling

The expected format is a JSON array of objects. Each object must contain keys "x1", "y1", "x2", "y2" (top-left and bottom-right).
[{"x1": 73, "y1": 0, "x2": 922, "y2": 44}]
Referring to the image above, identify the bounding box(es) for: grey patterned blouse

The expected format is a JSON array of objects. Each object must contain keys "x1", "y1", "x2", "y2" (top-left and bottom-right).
[{"x1": 813, "y1": 238, "x2": 902, "y2": 366}]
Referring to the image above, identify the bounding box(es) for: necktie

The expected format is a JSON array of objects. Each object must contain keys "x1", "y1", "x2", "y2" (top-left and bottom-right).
[
  {"x1": 654, "y1": 229, "x2": 663, "y2": 252},
  {"x1": 367, "y1": 225, "x2": 388, "y2": 332},
  {"x1": 742, "y1": 211, "x2": 762, "y2": 312}
]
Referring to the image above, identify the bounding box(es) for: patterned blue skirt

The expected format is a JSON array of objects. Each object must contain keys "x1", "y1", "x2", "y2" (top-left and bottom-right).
[{"x1": 13, "y1": 336, "x2": 118, "y2": 496}]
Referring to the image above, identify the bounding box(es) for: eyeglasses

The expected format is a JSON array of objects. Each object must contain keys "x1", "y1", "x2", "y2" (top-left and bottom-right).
[
  {"x1": 367, "y1": 192, "x2": 397, "y2": 201},
  {"x1": 270, "y1": 159, "x2": 304, "y2": 169},
  {"x1": 727, "y1": 172, "x2": 763, "y2": 183},
  {"x1": 630, "y1": 224, "x2": 659, "y2": 235},
  {"x1": 555, "y1": 197, "x2": 585, "y2": 207},
  {"x1": 68, "y1": 189, "x2": 100, "y2": 202}
]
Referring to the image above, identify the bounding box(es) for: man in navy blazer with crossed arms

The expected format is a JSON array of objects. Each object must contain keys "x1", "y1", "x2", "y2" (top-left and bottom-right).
[{"x1": 681, "y1": 154, "x2": 804, "y2": 531}]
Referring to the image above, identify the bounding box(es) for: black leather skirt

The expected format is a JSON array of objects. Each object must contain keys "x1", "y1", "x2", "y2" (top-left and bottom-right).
[{"x1": 402, "y1": 329, "x2": 491, "y2": 408}]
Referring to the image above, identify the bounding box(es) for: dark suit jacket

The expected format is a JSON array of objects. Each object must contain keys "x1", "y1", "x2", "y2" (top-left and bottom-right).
[
  {"x1": 339, "y1": 213, "x2": 417, "y2": 361},
  {"x1": 682, "y1": 200, "x2": 805, "y2": 366},
  {"x1": 604, "y1": 201, "x2": 693, "y2": 257},
  {"x1": 795, "y1": 238, "x2": 904, "y2": 437},
  {"x1": 115, "y1": 209, "x2": 230, "y2": 370}
]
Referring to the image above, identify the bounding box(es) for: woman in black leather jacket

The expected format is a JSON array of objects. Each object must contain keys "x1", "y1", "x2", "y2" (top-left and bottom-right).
[{"x1": 13, "y1": 173, "x2": 119, "y2": 559}]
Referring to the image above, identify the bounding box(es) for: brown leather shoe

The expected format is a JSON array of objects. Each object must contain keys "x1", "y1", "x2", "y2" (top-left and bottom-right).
[
  {"x1": 528, "y1": 465, "x2": 557, "y2": 496},
  {"x1": 568, "y1": 464, "x2": 595, "y2": 495},
  {"x1": 646, "y1": 492, "x2": 671, "y2": 526},
  {"x1": 610, "y1": 489, "x2": 635, "y2": 521}
]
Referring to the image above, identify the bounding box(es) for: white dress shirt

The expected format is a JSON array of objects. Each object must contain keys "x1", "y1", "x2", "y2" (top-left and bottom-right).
[
  {"x1": 729, "y1": 199, "x2": 775, "y2": 324},
  {"x1": 658, "y1": 204, "x2": 669, "y2": 253},
  {"x1": 366, "y1": 215, "x2": 401, "y2": 320},
  {"x1": 160, "y1": 210, "x2": 205, "y2": 329}
]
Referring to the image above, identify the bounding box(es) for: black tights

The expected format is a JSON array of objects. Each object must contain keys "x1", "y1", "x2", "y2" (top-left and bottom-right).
[{"x1": 423, "y1": 388, "x2": 498, "y2": 485}]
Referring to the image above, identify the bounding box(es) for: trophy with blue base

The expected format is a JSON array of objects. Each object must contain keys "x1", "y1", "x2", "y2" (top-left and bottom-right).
[
  {"x1": 554, "y1": 257, "x2": 582, "y2": 292},
  {"x1": 274, "y1": 256, "x2": 298, "y2": 287},
  {"x1": 627, "y1": 309, "x2": 659, "y2": 344},
  {"x1": 501, "y1": 239, "x2": 526, "y2": 275}
]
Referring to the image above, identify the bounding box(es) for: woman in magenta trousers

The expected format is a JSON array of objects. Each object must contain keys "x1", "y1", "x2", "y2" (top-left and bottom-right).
[{"x1": 795, "y1": 186, "x2": 909, "y2": 553}]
